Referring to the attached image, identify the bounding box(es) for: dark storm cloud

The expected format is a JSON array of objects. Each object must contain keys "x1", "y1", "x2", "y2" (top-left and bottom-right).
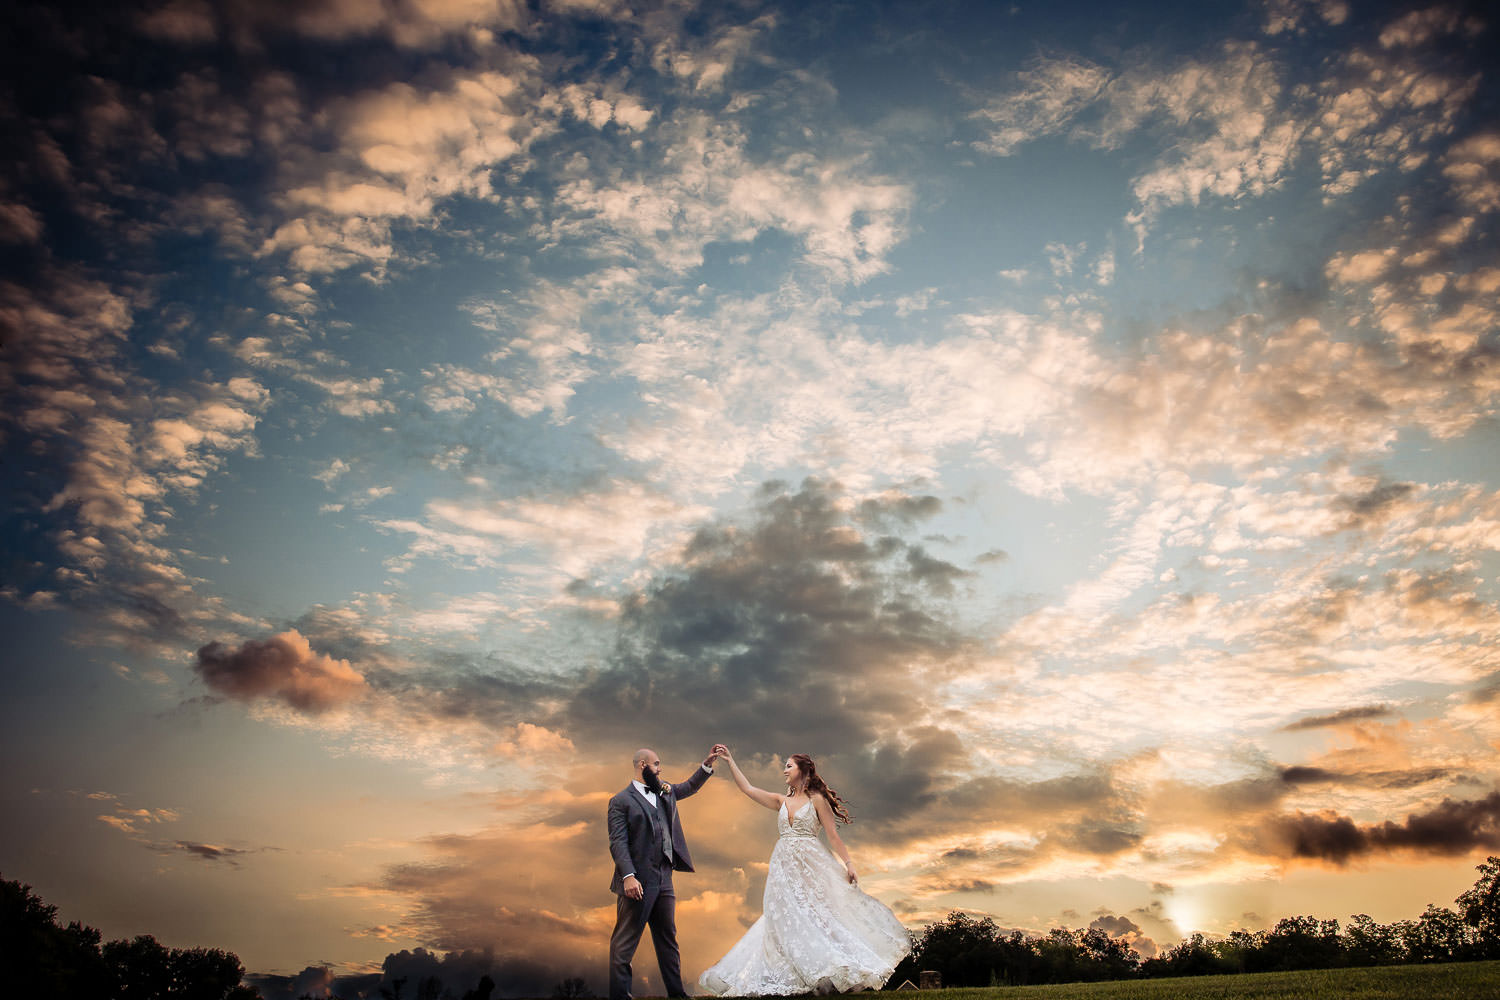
[
  {"x1": 1263, "y1": 791, "x2": 1500, "y2": 864},
  {"x1": 1279, "y1": 764, "x2": 1454, "y2": 790},
  {"x1": 567, "y1": 478, "x2": 974, "y2": 779},
  {"x1": 1280, "y1": 704, "x2": 1394, "y2": 731}
]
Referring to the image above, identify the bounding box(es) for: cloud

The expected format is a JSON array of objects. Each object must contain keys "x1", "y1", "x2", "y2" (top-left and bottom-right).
[
  {"x1": 247, "y1": 59, "x2": 552, "y2": 280},
  {"x1": 0, "y1": 269, "x2": 268, "y2": 653},
  {"x1": 1089, "y1": 913, "x2": 1158, "y2": 958},
  {"x1": 167, "y1": 840, "x2": 256, "y2": 865},
  {"x1": 565, "y1": 478, "x2": 972, "y2": 768},
  {"x1": 157, "y1": 0, "x2": 528, "y2": 50},
  {"x1": 970, "y1": 57, "x2": 1112, "y2": 157},
  {"x1": 542, "y1": 102, "x2": 909, "y2": 283},
  {"x1": 970, "y1": 4, "x2": 1485, "y2": 235},
  {"x1": 1281, "y1": 705, "x2": 1395, "y2": 731},
  {"x1": 1445, "y1": 131, "x2": 1500, "y2": 212},
  {"x1": 137, "y1": 0, "x2": 219, "y2": 44},
  {"x1": 377, "y1": 479, "x2": 710, "y2": 580},
  {"x1": 195, "y1": 629, "x2": 369, "y2": 712},
  {"x1": 1260, "y1": 792, "x2": 1500, "y2": 864}
]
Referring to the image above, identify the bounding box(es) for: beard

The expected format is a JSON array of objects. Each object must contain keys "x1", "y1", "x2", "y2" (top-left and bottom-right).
[{"x1": 641, "y1": 767, "x2": 664, "y2": 794}]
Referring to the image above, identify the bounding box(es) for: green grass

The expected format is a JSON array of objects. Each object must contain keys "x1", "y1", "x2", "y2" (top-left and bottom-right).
[{"x1": 890, "y1": 961, "x2": 1500, "y2": 1000}]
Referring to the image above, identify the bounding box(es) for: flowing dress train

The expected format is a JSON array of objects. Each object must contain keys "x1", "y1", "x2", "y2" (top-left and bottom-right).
[{"x1": 699, "y1": 800, "x2": 911, "y2": 996}]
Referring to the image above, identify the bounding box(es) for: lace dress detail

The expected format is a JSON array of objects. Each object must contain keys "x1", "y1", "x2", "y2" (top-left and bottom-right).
[{"x1": 699, "y1": 801, "x2": 911, "y2": 996}]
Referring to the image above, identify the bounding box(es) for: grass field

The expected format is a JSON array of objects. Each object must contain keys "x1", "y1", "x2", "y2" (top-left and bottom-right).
[{"x1": 874, "y1": 961, "x2": 1500, "y2": 1000}]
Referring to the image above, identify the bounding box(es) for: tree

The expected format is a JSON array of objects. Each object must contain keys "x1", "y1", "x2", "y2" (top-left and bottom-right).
[
  {"x1": 1343, "y1": 913, "x2": 1400, "y2": 967},
  {"x1": 1144, "y1": 932, "x2": 1231, "y2": 977},
  {"x1": 1457, "y1": 856, "x2": 1500, "y2": 958},
  {"x1": 1076, "y1": 926, "x2": 1140, "y2": 981},
  {"x1": 462, "y1": 975, "x2": 496, "y2": 1000},
  {"x1": 1398, "y1": 904, "x2": 1472, "y2": 963},
  {"x1": 1255, "y1": 915, "x2": 1342, "y2": 971},
  {"x1": 904, "y1": 912, "x2": 1001, "y2": 987},
  {"x1": 1, "y1": 877, "x2": 110, "y2": 1000},
  {"x1": 106, "y1": 935, "x2": 178, "y2": 1000},
  {"x1": 552, "y1": 976, "x2": 592, "y2": 998},
  {"x1": 1212, "y1": 929, "x2": 1261, "y2": 974}
]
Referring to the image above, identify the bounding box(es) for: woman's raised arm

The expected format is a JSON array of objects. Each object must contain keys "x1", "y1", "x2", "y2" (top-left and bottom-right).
[{"x1": 713, "y1": 745, "x2": 783, "y2": 811}]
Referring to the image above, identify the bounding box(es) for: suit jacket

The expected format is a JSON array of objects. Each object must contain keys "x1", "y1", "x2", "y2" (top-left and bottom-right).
[{"x1": 608, "y1": 766, "x2": 711, "y2": 894}]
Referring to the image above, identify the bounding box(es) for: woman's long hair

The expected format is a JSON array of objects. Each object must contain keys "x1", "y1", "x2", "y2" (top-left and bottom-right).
[{"x1": 790, "y1": 753, "x2": 851, "y2": 824}]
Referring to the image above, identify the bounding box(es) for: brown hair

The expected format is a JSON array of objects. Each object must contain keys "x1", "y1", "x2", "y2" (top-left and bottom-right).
[{"x1": 790, "y1": 753, "x2": 851, "y2": 824}]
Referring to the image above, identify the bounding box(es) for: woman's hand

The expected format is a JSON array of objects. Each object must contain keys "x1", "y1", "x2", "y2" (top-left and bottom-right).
[
  {"x1": 712, "y1": 744, "x2": 732, "y2": 763},
  {"x1": 845, "y1": 862, "x2": 858, "y2": 885}
]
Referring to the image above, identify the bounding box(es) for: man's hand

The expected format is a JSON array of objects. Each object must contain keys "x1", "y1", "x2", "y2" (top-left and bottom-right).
[
  {"x1": 704, "y1": 744, "x2": 725, "y2": 768},
  {"x1": 623, "y1": 874, "x2": 644, "y2": 900}
]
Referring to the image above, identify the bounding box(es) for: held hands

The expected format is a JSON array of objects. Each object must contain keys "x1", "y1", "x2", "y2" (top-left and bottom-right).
[
  {"x1": 623, "y1": 874, "x2": 644, "y2": 900},
  {"x1": 711, "y1": 743, "x2": 732, "y2": 764}
]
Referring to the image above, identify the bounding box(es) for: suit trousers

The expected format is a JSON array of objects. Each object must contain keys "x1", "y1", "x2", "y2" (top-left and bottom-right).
[{"x1": 608, "y1": 859, "x2": 684, "y2": 1000}]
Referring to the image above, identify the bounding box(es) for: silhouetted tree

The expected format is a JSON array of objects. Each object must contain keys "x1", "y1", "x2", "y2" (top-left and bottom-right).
[
  {"x1": 1035, "y1": 927, "x2": 1086, "y2": 982},
  {"x1": 1398, "y1": 904, "x2": 1473, "y2": 963},
  {"x1": 1212, "y1": 929, "x2": 1261, "y2": 974},
  {"x1": 461, "y1": 974, "x2": 496, "y2": 1000},
  {"x1": 104, "y1": 933, "x2": 259, "y2": 1000},
  {"x1": 551, "y1": 976, "x2": 592, "y2": 998},
  {"x1": 1254, "y1": 916, "x2": 1343, "y2": 971},
  {"x1": 107, "y1": 935, "x2": 178, "y2": 1000},
  {"x1": 906, "y1": 912, "x2": 1001, "y2": 987},
  {"x1": 1077, "y1": 926, "x2": 1141, "y2": 980},
  {"x1": 1343, "y1": 913, "x2": 1401, "y2": 966},
  {"x1": 3, "y1": 877, "x2": 256, "y2": 1000},
  {"x1": 2, "y1": 877, "x2": 110, "y2": 1000},
  {"x1": 1141, "y1": 932, "x2": 1231, "y2": 977},
  {"x1": 1457, "y1": 856, "x2": 1500, "y2": 958}
]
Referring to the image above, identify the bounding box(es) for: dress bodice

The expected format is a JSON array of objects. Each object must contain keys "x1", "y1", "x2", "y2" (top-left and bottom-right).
[{"x1": 778, "y1": 799, "x2": 819, "y2": 839}]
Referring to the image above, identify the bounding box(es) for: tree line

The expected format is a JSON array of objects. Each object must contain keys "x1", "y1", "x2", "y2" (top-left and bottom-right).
[
  {"x1": 12, "y1": 857, "x2": 1500, "y2": 998},
  {"x1": 3, "y1": 876, "x2": 258, "y2": 1000},
  {"x1": 887, "y1": 855, "x2": 1500, "y2": 988}
]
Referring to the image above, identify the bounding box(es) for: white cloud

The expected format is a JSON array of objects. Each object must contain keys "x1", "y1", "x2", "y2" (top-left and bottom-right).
[
  {"x1": 547, "y1": 111, "x2": 910, "y2": 282},
  {"x1": 379, "y1": 480, "x2": 710, "y2": 582},
  {"x1": 262, "y1": 67, "x2": 549, "y2": 278},
  {"x1": 970, "y1": 56, "x2": 1111, "y2": 157}
]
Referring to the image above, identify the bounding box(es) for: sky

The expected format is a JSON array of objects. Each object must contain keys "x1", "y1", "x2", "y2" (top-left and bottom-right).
[{"x1": 2, "y1": 0, "x2": 1499, "y2": 995}]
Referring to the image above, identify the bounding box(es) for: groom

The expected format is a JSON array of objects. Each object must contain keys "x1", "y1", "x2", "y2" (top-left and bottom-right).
[{"x1": 608, "y1": 746, "x2": 720, "y2": 1000}]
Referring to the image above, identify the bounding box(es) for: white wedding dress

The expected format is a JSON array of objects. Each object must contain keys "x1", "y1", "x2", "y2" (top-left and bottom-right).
[{"x1": 699, "y1": 800, "x2": 911, "y2": 996}]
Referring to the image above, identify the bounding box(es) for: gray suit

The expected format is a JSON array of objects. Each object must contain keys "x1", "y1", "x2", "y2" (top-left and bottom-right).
[{"x1": 607, "y1": 766, "x2": 711, "y2": 1000}]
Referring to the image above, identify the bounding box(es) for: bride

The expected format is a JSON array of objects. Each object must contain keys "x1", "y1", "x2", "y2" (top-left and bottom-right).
[{"x1": 699, "y1": 746, "x2": 911, "y2": 996}]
